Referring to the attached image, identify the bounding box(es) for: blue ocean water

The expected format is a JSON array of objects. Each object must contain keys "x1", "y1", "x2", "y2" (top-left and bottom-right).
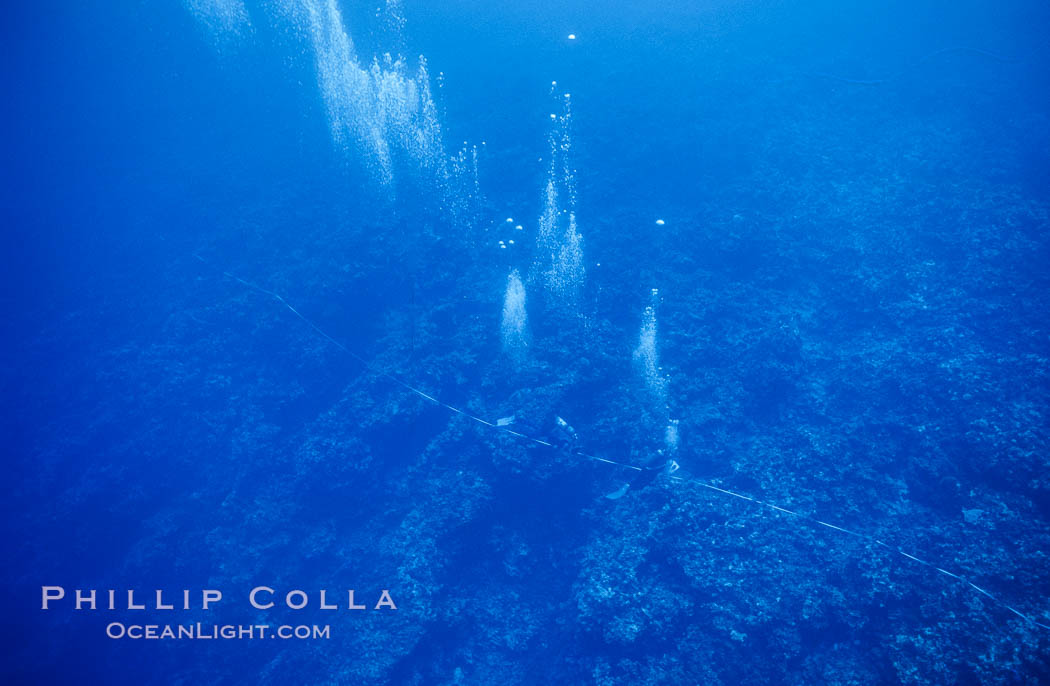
[{"x1": 3, "y1": 1, "x2": 1049, "y2": 683}]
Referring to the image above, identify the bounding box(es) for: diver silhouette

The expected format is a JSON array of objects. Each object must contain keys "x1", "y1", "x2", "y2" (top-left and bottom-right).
[
  {"x1": 552, "y1": 416, "x2": 582, "y2": 456},
  {"x1": 552, "y1": 416, "x2": 678, "y2": 499},
  {"x1": 604, "y1": 451, "x2": 680, "y2": 500}
]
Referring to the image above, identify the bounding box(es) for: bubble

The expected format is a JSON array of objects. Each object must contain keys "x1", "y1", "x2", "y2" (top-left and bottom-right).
[
  {"x1": 515, "y1": 225, "x2": 523, "y2": 230},
  {"x1": 501, "y1": 269, "x2": 529, "y2": 358},
  {"x1": 568, "y1": 34, "x2": 576, "y2": 40},
  {"x1": 294, "y1": 7, "x2": 446, "y2": 187},
  {"x1": 665, "y1": 419, "x2": 680, "y2": 453},
  {"x1": 184, "y1": 0, "x2": 250, "y2": 39},
  {"x1": 506, "y1": 217, "x2": 514, "y2": 222},
  {"x1": 655, "y1": 219, "x2": 665, "y2": 225},
  {"x1": 634, "y1": 304, "x2": 667, "y2": 401}
]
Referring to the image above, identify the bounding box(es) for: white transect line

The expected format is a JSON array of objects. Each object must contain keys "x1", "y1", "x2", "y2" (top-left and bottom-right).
[{"x1": 200, "y1": 256, "x2": 1050, "y2": 633}]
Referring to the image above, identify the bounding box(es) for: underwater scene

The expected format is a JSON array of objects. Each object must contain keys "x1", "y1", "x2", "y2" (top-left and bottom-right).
[{"x1": 3, "y1": 0, "x2": 1049, "y2": 683}]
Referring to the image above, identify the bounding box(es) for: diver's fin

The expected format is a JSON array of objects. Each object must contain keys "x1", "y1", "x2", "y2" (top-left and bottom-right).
[{"x1": 604, "y1": 483, "x2": 631, "y2": 500}]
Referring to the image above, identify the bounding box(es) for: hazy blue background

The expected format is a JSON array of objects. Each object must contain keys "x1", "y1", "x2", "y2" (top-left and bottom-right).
[{"x1": 3, "y1": 1, "x2": 1049, "y2": 683}]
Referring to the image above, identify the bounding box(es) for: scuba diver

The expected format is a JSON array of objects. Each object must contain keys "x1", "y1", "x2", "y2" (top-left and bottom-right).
[
  {"x1": 552, "y1": 416, "x2": 582, "y2": 456},
  {"x1": 551, "y1": 416, "x2": 679, "y2": 499},
  {"x1": 603, "y1": 451, "x2": 679, "y2": 500}
]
